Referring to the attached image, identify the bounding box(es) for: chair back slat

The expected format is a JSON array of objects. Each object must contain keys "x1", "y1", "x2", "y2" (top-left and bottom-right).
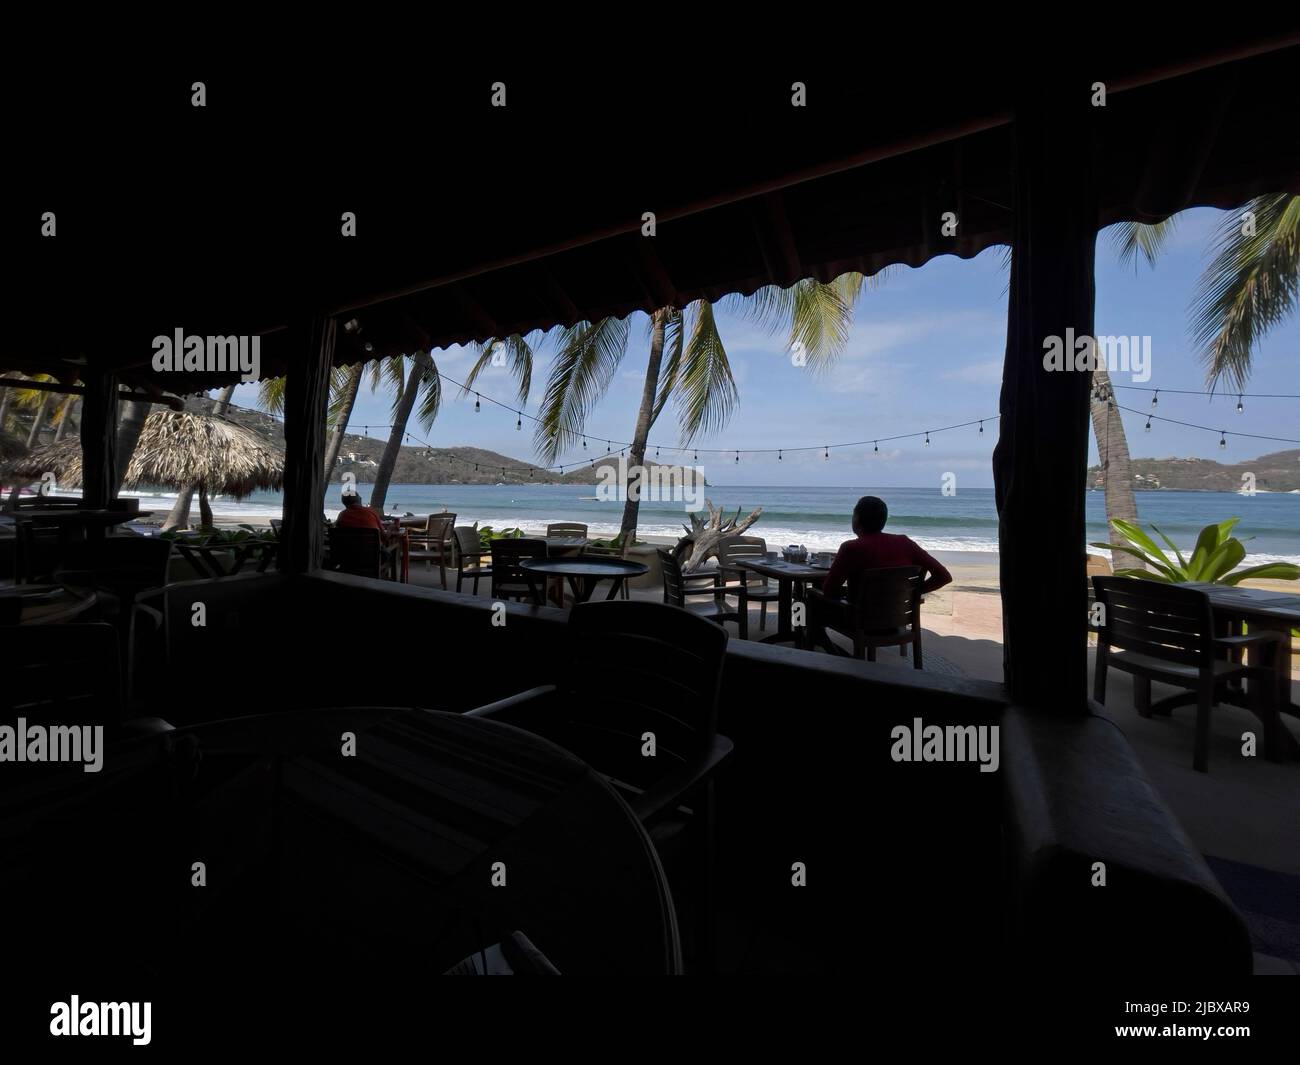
[
  {"x1": 658, "y1": 548, "x2": 689, "y2": 607},
  {"x1": 490, "y1": 538, "x2": 547, "y2": 595},
  {"x1": 546, "y1": 522, "x2": 588, "y2": 539},
  {"x1": 425, "y1": 514, "x2": 456, "y2": 543},
  {"x1": 1092, "y1": 577, "x2": 1213, "y2": 667},
  {"x1": 454, "y1": 526, "x2": 486, "y2": 569},
  {"x1": 849, "y1": 566, "x2": 922, "y2": 629}
]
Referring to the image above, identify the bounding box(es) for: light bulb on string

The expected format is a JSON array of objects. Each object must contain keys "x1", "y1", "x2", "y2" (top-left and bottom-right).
[
  {"x1": 873, "y1": 441, "x2": 879, "y2": 453},
  {"x1": 1236, "y1": 395, "x2": 1244, "y2": 414},
  {"x1": 735, "y1": 450, "x2": 740, "y2": 464},
  {"x1": 655, "y1": 447, "x2": 660, "y2": 459},
  {"x1": 978, "y1": 421, "x2": 984, "y2": 435},
  {"x1": 1150, "y1": 390, "x2": 1159, "y2": 409},
  {"x1": 1219, "y1": 431, "x2": 1227, "y2": 449},
  {"x1": 582, "y1": 436, "x2": 587, "y2": 449},
  {"x1": 606, "y1": 441, "x2": 610, "y2": 453},
  {"x1": 823, "y1": 446, "x2": 829, "y2": 460},
  {"x1": 924, "y1": 431, "x2": 931, "y2": 447},
  {"x1": 474, "y1": 394, "x2": 481, "y2": 413},
  {"x1": 694, "y1": 449, "x2": 698, "y2": 462},
  {"x1": 778, "y1": 449, "x2": 783, "y2": 462},
  {"x1": 1144, "y1": 417, "x2": 1152, "y2": 432},
  {"x1": 516, "y1": 413, "x2": 522, "y2": 430}
]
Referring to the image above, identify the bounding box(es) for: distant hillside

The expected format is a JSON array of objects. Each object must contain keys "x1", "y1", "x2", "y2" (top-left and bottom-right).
[
  {"x1": 200, "y1": 398, "x2": 700, "y2": 486},
  {"x1": 1087, "y1": 449, "x2": 1300, "y2": 492}
]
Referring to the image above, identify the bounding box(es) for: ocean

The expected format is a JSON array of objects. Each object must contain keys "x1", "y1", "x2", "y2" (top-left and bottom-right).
[{"x1": 119, "y1": 483, "x2": 1300, "y2": 566}]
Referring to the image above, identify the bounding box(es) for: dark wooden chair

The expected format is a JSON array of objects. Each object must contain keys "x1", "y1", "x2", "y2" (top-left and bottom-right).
[
  {"x1": 806, "y1": 566, "x2": 924, "y2": 666},
  {"x1": 453, "y1": 526, "x2": 492, "y2": 595},
  {"x1": 326, "y1": 526, "x2": 391, "y2": 580},
  {"x1": 409, "y1": 513, "x2": 457, "y2": 588},
  {"x1": 546, "y1": 521, "x2": 588, "y2": 540},
  {"x1": 490, "y1": 537, "x2": 547, "y2": 603},
  {"x1": 658, "y1": 547, "x2": 745, "y2": 635},
  {"x1": 717, "y1": 534, "x2": 780, "y2": 632},
  {"x1": 1092, "y1": 576, "x2": 1286, "y2": 772},
  {"x1": 466, "y1": 599, "x2": 733, "y2": 970}
]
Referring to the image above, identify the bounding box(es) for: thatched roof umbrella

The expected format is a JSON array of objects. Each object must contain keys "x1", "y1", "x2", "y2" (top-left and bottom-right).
[
  {"x1": 0, "y1": 436, "x2": 79, "y2": 502},
  {"x1": 125, "y1": 410, "x2": 285, "y2": 528},
  {"x1": 0, "y1": 411, "x2": 284, "y2": 527}
]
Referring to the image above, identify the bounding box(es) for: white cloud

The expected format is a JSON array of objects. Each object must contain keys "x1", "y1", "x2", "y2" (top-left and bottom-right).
[{"x1": 942, "y1": 358, "x2": 1004, "y2": 385}]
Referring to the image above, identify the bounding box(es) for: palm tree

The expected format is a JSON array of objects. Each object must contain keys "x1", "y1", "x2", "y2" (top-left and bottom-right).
[
  {"x1": 368, "y1": 350, "x2": 440, "y2": 515},
  {"x1": 1094, "y1": 194, "x2": 1298, "y2": 562},
  {"x1": 463, "y1": 277, "x2": 871, "y2": 548},
  {"x1": 324, "y1": 362, "x2": 364, "y2": 476}
]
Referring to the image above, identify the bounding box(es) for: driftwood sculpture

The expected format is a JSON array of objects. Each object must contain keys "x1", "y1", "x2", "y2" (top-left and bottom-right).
[{"x1": 676, "y1": 499, "x2": 763, "y2": 572}]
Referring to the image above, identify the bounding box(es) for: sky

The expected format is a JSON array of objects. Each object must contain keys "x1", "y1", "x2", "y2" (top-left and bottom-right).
[{"x1": 228, "y1": 207, "x2": 1298, "y2": 489}]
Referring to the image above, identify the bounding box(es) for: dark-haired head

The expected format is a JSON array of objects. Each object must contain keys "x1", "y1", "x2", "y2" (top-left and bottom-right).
[
  {"x1": 341, "y1": 492, "x2": 363, "y2": 508},
  {"x1": 852, "y1": 496, "x2": 888, "y2": 534}
]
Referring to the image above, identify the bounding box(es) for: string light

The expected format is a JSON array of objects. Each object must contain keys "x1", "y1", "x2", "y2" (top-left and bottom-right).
[
  {"x1": 924, "y1": 431, "x2": 931, "y2": 447},
  {"x1": 873, "y1": 441, "x2": 879, "y2": 453},
  {"x1": 1219, "y1": 431, "x2": 1227, "y2": 449},
  {"x1": 1236, "y1": 394, "x2": 1244, "y2": 414},
  {"x1": 778, "y1": 449, "x2": 783, "y2": 461},
  {"x1": 1144, "y1": 416, "x2": 1152, "y2": 432},
  {"x1": 1150, "y1": 390, "x2": 1158, "y2": 409},
  {"x1": 582, "y1": 436, "x2": 587, "y2": 449},
  {"x1": 978, "y1": 420, "x2": 984, "y2": 435},
  {"x1": 516, "y1": 413, "x2": 522, "y2": 430},
  {"x1": 474, "y1": 393, "x2": 481, "y2": 413},
  {"x1": 823, "y1": 445, "x2": 829, "y2": 460},
  {"x1": 735, "y1": 450, "x2": 740, "y2": 464}
]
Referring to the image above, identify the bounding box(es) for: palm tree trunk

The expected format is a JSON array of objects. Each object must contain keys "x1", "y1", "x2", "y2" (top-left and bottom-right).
[
  {"x1": 52, "y1": 397, "x2": 79, "y2": 442},
  {"x1": 324, "y1": 363, "x2": 362, "y2": 478},
  {"x1": 618, "y1": 310, "x2": 669, "y2": 553},
  {"x1": 0, "y1": 388, "x2": 11, "y2": 433},
  {"x1": 113, "y1": 398, "x2": 152, "y2": 490},
  {"x1": 369, "y1": 352, "x2": 431, "y2": 516},
  {"x1": 1090, "y1": 368, "x2": 1143, "y2": 569},
  {"x1": 198, "y1": 481, "x2": 214, "y2": 529},
  {"x1": 25, "y1": 393, "x2": 51, "y2": 447}
]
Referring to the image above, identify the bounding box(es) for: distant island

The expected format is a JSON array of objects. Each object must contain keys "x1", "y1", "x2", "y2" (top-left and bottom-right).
[
  {"x1": 1087, "y1": 449, "x2": 1299, "y2": 492},
  {"x1": 209, "y1": 399, "x2": 703, "y2": 486}
]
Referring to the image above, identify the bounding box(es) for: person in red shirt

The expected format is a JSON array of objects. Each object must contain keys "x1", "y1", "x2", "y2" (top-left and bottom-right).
[
  {"x1": 809, "y1": 496, "x2": 951, "y2": 653},
  {"x1": 336, "y1": 492, "x2": 386, "y2": 531},
  {"x1": 821, "y1": 496, "x2": 952, "y2": 598}
]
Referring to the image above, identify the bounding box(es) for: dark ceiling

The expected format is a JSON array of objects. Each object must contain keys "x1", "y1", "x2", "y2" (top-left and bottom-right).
[{"x1": 8, "y1": 32, "x2": 1299, "y2": 391}]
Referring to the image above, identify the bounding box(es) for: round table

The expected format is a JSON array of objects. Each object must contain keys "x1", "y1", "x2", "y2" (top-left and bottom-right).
[{"x1": 520, "y1": 556, "x2": 649, "y2": 604}]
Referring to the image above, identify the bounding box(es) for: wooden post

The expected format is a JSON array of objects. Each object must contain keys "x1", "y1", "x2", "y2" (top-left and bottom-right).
[
  {"x1": 79, "y1": 370, "x2": 118, "y2": 510},
  {"x1": 280, "y1": 317, "x2": 336, "y2": 574},
  {"x1": 993, "y1": 96, "x2": 1097, "y2": 711}
]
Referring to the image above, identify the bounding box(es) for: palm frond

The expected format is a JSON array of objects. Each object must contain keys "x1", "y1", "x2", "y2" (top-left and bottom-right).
[
  {"x1": 257, "y1": 376, "x2": 287, "y2": 416},
  {"x1": 534, "y1": 317, "x2": 631, "y2": 463},
  {"x1": 461, "y1": 332, "x2": 539, "y2": 406},
  {"x1": 651, "y1": 309, "x2": 684, "y2": 424},
  {"x1": 674, "y1": 300, "x2": 738, "y2": 442},
  {"x1": 1108, "y1": 217, "x2": 1178, "y2": 270},
  {"x1": 413, "y1": 352, "x2": 441, "y2": 432},
  {"x1": 1191, "y1": 194, "x2": 1299, "y2": 392}
]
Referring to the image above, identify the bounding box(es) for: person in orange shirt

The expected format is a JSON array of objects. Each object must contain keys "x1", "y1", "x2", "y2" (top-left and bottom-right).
[
  {"x1": 334, "y1": 491, "x2": 399, "y2": 577},
  {"x1": 336, "y1": 491, "x2": 386, "y2": 531}
]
